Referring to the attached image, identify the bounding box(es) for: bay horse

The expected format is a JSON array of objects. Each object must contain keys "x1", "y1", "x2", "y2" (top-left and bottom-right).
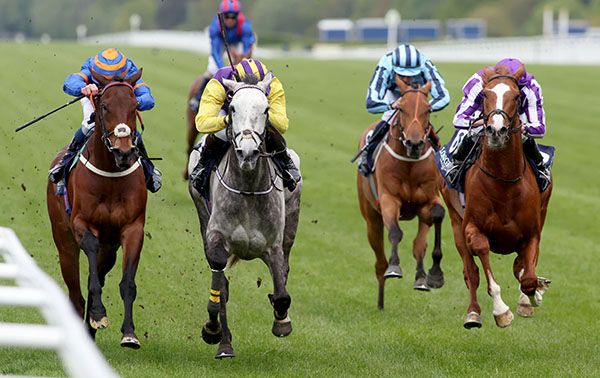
[
  {"x1": 47, "y1": 70, "x2": 148, "y2": 348},
  {"x1": 188, "y1": 72, "x2": 301, "y2": 359},
  {"x1": 357, "y1": 77, "x2": 445, "y2": 310},
  {"x1": 440, "y1": 65, "x2": 553, "y2": 329}
]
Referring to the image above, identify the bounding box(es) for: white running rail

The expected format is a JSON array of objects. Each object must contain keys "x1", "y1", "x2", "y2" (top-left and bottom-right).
[{"x1": 0, "y1": 227, "x2": 118, "y2": 378}]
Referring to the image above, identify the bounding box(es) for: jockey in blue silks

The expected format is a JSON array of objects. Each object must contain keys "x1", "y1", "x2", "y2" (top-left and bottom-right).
[
  {"x1": 189, "y1": 0, "x2": 256, "y2": 112},
  {"x1": 358, "y1": 44, "x2": 450, "y2": 175},
  {"x1": 48, "y1": 48, "x2": 162, "y2": 193}
]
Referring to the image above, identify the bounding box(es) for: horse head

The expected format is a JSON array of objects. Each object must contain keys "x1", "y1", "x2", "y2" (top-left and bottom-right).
[
  {"x1": 222, "y1": 72, "x2": 273, "y2": 171},
  {"x1": 393, "y1": 77, "x2": 432, "y2": 159},
  {"x1": 90, "y1": 69, "x2": 142, "y2": 169},
  {"x1": 481, "y1": 64, "x2": 524, "y2": 150}
]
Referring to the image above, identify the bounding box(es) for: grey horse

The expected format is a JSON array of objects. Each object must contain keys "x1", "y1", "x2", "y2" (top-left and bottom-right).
[{"x1": 188, "y1": 72, "x2": 302, "y2": 359}]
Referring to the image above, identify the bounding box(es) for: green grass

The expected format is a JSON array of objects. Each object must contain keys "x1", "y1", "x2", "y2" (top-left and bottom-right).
[{"x1": 1, "y1": 41, "x2": 599, "y2": 377}]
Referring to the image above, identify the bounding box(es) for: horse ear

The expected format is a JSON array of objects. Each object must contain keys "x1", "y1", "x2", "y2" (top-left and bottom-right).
[
  {"x1": 222, "y1": 78, "x2": 244, "y2": 93},
  {"x1": 91, "y1": 70, "x2": 110, "y2": 87},
  {"x1": 125, "y1": 68, "x2": 143, "y2": 86},
  {"x1": 257, "y1": 72, "x2": 274, "y2": 93},
  {"x1": 481, "y1": 68, "x2": 495, "y2": 85},
  {"x1": 513, "y1": 64, "x2": 525, "y2": 82},
  {"x1": 395, "y1": 74, "x2": 410, "y2": 94},
  {"x1": 421, "y1": 80, "x2": 432, "y2": 94}
]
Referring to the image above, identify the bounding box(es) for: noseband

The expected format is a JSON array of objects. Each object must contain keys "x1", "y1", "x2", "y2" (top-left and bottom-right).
[
  {"x1": 92, "y1": 81, "x2": 139, "y2": 153},
  {"x1": 483, "y1": 75, "x2": 522, "y2": 134}
]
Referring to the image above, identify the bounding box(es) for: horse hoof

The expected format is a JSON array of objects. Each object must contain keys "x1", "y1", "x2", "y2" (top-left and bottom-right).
[
  {"x1": 384, "y1": 265, "x2": 403, "y2": 279},
  {"x1": 517, "y1": 303, "x2": 534, "y2": 318},
  {"x1": 90, "y1": 316, "x2": 109, "y2": 330},
  {"x1": 121, "y1": 334, "x2": 141, "y2": 349},
  {"x1": 413, "y1": 277, "x2": 430, "y2": 291},
  {"x1": 215, "y1": 343, "x2": 235, "y2": 359},
  {"x1": 463, "y1": 312, "x2": 482, "y2": 329},
  {"x1": 201, "y1": 321, "x2": 222, "y2": 345},
  {"x1": 494, "y1": 309, "x2": 514, "y2": 328},
  {"x1": 272, "y1": 316, "x2": 292, "y2": 337},
  {"x1": 426, "y1": 270, "x2": 445, "y2": 289}
]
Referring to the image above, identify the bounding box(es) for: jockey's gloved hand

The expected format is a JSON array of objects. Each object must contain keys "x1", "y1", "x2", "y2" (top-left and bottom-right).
[{"x1": 224, "y1": 113, "x2": 232, "y2": 127}]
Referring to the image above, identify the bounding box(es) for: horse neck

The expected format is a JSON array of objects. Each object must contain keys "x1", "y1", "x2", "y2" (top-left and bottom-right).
[
  {"x1": 224, "y1": 146, "x2": 272, "y2": 192},
  {"x1": 86, "y1": 126, "x2": 118, "y2": 172},
  {"x1": 480, "y1": 130, "x2": 525, "y2": 179}
]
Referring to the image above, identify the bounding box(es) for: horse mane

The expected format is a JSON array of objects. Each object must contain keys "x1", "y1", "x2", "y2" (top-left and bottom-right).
[{"x1": 242, "y1": 73, "x2": 260, "y2": 85}]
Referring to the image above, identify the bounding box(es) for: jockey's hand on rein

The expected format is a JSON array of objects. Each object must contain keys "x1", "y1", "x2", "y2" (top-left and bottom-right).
[
  {"x1": 391, "y1": 99, "x2": 402, "y2": 109},
  {"x1": 81, "y1": 84, "x2": 99, "y2": 96}
]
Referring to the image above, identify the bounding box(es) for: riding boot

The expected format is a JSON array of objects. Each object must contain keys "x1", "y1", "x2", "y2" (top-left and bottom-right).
[
  {"x1": 446, "y1": 132, "x2": 477, "y2": 185},
  {"x1": 188, "y1": 75, "x2": 211, "y2": 113},
  {"x1": 134, "y1": 133, "x2": 162, "y2": 193},
  {"x1": 523, "y1": 137, "x2": 551, "y2": 191},
  {"x1": 190, "y1": 134, "x2": 230, "y2": 196},
  {"x1": 358, "y1": 120, "x2": 388, "y2": 176},
  {"x1": 265, "y1": 126, "x2": 300, "y2": 192},
  {"x1": 48, "y1": 127, "x2": 87, "y2": 185}
]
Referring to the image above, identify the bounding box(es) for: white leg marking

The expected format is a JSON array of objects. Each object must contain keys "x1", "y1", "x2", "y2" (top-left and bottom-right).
[
  {"x1": 487, "y1": 271, "x2": 510, "y2": 316},
  {"x1": 518, "y1": 292, "x2": 531, "y2": 307}
]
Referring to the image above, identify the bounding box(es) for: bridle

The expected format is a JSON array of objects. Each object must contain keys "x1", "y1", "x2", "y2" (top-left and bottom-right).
[
  {"x1": 226, "y1": 85, "x2": 268, "y2": 155},
  {"x1": 482, "y1": 75, "x2": 522, "y2": 134},
  {"x1": 92, "y1": 81, "x2": 141, "y2": 154},
  {"x1": 386, "y1": 88, "x2": 433, "y2": 160}
]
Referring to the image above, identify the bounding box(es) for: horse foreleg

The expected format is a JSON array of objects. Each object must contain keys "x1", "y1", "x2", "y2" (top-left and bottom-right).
[
  {"x1": 215, "y1": 275, "x2": 234, "y2": 359},
  {"x1": 465, "y1": 224, "x2": 513, "y2": 328},
  {"x1": 412, "y1": 220, "x2": 430, "y2": 291},
  {"x1": 519, "y1": 237, "x2": 542, "y2": 305},
  {"x1": 119, "y1": 221, "x2": 144, "y2": 349},
  {"x1": 380, "y1": 195, "x2": 403, "y2": 279},
  {"x1": 202, "y1": 231, "x2": 227, "y2": 347},
  {"x1": 267, "y1": 245, "x2": 292, "y2": 338},
  {"x1": 73, "y1": 223, "x2": 108, "y2": 332},
  {"x1": 426, "y1": 203, "x2": 445, "y2": 289}
]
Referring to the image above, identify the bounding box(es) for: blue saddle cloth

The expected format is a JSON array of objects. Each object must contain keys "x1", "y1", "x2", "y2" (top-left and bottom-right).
[{"x1": 435, "y1": 130, "x2": 555, "y2": 193}]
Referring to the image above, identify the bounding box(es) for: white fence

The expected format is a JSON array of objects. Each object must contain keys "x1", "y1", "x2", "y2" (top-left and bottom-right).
[
  {"x1": 0, "y1": 227, "x2": 118, "y2": 378},
  {"x1": 81, "y1": 30, "x2": 600, "y2": 65}
]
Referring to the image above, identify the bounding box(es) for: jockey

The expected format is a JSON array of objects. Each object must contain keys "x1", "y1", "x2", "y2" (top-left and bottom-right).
[
  {"x1": 188, "y1": 0, "x2": 256, "y2": 112},
  {"x1": 190, "y1": 58, "x2": 300, "y2": 194},
  {"x1": 359, "y1": 44, "x2": 450, "y2": 175},
  {"x1": 449, "y1": 58, "x2": 550, "y2": 190},
  {"x1": 48, "y1": 48, "x2": 162, "y2": 193}
]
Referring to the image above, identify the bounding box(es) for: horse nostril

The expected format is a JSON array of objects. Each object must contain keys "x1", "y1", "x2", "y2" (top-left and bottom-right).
[
  {"x1": 499, "y1": 127, "x2": 508, "y2": 136},
  {"x1": 417, "y1": 140, "x2": 425, "y2": 148}
]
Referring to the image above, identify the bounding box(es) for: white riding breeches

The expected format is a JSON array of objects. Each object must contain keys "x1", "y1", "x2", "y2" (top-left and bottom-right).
[{"x1": 80, "y1": 97, "x2": 95, "y2": 136}]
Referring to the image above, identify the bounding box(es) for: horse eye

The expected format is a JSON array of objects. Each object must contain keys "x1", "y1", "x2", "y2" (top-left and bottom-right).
[{"x1": 230, "y1": 106, "x2": 235, "y2": 113}]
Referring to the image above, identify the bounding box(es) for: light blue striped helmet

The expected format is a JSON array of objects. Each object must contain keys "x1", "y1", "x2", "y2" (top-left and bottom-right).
[{"x1": 392, "y1": 44, "x2": 423, "y2": 76}]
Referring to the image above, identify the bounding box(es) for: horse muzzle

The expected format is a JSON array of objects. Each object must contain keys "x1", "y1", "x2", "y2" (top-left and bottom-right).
[
  {"x1": 235, "y1": 140, "x2": 260, "y2": 171},
  {"x1": 113, "y1": 146, "x2": 138, "y2": 169},
  {"x1": 484, "y1": 125, "x2": 509, "y2": 149},
  {"x1": 403, "y1": 139, "x2": 426, "y2": 159}
]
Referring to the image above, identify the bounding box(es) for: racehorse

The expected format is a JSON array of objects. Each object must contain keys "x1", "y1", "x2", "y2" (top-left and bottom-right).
[
  {"x1": 47, "y1": 70, "x2": 148, "y2": 348},
  {"x1": 440, "y1": 65, "x2": 553, "y2": 329},
  {"x1": 357, "y1": 78, "x2": 445, "y2": 310},
  {"x1": 188, "y1": 72, "x2": 302, "y2": 358}
]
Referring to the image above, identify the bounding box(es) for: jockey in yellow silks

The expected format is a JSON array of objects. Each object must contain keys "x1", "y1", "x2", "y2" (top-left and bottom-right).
[{"x1": 190, "y1": 58, "x2": 299, "y2": 195}]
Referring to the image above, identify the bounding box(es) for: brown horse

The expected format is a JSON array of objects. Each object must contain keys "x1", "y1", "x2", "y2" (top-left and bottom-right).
[
  {"x1": 440, "y1": 65, "x2": 553, "y2": 329},
  {"x1": 357, "y1": 78, "x2": 445, "y2": 310},
  {"x1": 47, "y1": 71, "x2": 148, "y2": 348}
]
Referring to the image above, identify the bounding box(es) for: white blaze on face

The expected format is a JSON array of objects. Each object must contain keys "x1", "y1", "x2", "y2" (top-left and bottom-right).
[{"x1": 490, "y1": 83, "x2": 511, "y2": 132}]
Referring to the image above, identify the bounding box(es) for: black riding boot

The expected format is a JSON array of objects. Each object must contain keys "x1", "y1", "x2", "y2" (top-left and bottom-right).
[
  {"x1": 266, "y1": 126, "x2": 300, "y2": 192},
  {"x1": 428, "y1": 124, "x2": 441, "y2": 151},
  {"x1": 48, "y1": 128, "x2": 87, "y2": 184},
  {"x1": 134, "y1": 133, "x2": 162, "y2": 193},
  {"x1": 358, "y1": 120, "x2": 388, "y2": 176},
  {"x1": 523, "y1": 137, "x2": 551, "y2": 192},
  {"x1": 446, "y1": 132, "x2": 478, "y2": 186},
  {"x1": 190, "y1": 134, "x2": 230, "y2": 196},
  {"x1": 188, "y1": 75, "x2": 211, "y2": 113}
]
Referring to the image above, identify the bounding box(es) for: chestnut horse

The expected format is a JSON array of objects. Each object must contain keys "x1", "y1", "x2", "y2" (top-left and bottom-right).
[
  {"x1": 440, "y1": 65, "x2": 553, "y2": 329},
  {"x1": 357, "y1": 78, "x2": 445, "y2": 310},
  {"x1": 47, "y1": 71, "x2": 148, "y2": 348}
]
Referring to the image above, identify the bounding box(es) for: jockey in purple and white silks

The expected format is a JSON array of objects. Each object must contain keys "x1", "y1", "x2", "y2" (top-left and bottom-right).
[
  {"x1": 448, "y1": 58, "x2": 550, "y2": 190},
  {"x1": 358, "y1": 44, "x2": 450, "y2": 175}
]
